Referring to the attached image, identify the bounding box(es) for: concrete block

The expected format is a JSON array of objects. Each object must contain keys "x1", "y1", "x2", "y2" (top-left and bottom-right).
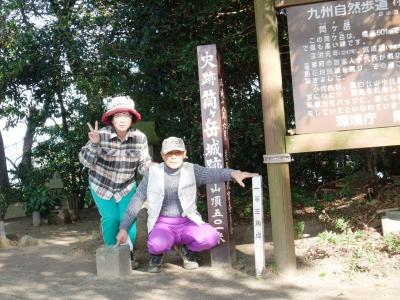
[
  {"x1": 382, "y1": 210, "x2": 400, "y2": 236},
  {"x1": 96, "y1": 245, "x2": 131, "y2": 277},
  {"x1": 385, "y1": 210, "x2": 400, "y2": 220},
  {"x1": 5, "y1": 202, "x2": 26, "y2": 219}
]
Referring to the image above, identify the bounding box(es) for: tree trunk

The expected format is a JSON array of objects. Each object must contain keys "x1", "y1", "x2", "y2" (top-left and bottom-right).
[
  {"x1": 0, "y1": 221, "x2": 6, "y2": 238},
  {"x1": 0, "y1": 130, "x2": 10, "y2": 228},
  {"x1": 0, "y1": 130, "x2": 9, "y2": 189},
  {"x1": 367, "y1": 148, "x2": 378, "y2": 177},
  {"x1": 55, "y1": 78, "x2": 69, "y2": 136},
  {"x1": 17, "y1": 103, "x2": 51, "y2": 185},
  {"x1": 17, "y1": 120, "x2": 35, "y2": 185}
]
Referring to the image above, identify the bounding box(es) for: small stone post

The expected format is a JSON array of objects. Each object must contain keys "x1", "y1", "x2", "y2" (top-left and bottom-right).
[{"x1": 96, "y1": 245, "x2": 131, "y2": 277}]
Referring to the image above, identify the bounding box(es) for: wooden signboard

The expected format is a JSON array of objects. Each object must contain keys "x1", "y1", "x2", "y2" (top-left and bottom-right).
[
  {"x1": 197, "y1": 44, "x2": 234, "y2": 267},
  {"x1": 287, "y1": 0, "x2": 400, "y2": 134}
]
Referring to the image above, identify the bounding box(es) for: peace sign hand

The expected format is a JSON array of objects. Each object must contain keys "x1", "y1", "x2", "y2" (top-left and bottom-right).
[{"x1": 87, "y1": 121, "x2": 100, "y2": 144}]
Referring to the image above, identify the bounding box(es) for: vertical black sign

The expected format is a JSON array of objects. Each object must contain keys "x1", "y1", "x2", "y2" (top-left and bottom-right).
[{"x1": 197, "y1": 44, "x2": 233, "y2": 267}]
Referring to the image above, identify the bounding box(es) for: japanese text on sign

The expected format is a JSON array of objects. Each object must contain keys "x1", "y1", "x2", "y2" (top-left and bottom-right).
[
  {"x1": 197, "y1": 44, "x2": 231, "y2": 245},
  {"x1": 287, "y1": 0, "x2": 400, "y2": 134}
]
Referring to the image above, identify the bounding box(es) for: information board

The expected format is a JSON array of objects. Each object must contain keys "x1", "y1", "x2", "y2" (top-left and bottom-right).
[{"x1": 287, "y1": 0, "x2": 400, "y2": 134}]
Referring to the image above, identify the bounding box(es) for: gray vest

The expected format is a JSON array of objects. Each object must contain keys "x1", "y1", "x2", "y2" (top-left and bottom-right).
[{"x1": 146, "y1": 162, "x2": 204, "y2": 233}]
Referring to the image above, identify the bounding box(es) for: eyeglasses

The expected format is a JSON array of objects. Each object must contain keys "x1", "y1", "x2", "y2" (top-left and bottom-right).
[
  {"x1": 164, "y1": 150, "x2": 185, "y2": 157},
  {"x1": 113, "y1": 112, "x2": 132, "y2": 119}
]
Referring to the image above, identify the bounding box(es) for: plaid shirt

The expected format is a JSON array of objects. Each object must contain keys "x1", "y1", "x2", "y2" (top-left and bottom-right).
[{"x1": 79, "y1": 126, "x2": 151, "y2": 202}]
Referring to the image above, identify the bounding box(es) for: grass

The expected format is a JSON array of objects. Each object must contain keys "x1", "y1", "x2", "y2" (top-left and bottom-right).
[
  {"x1": 383, "y1": 233, "x2": 400, "y2": 255},
  {"x1": 314, "y1": 228, "x2": 400, "y2": 275},
  {"x1": 294, "y1": 221, "x2": 305, "y2": 239}
]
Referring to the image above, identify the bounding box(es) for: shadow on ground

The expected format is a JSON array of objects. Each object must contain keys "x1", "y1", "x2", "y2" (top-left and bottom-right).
[{"x1": 0, "y1": 208, "x2": 397, "y2": 300}]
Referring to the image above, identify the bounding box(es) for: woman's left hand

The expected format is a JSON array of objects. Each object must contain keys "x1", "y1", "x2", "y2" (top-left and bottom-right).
[
  {"x1": 116, "y1": 229, "x2": 128, "y2": 245},
  {"x1": 231, "y1": 171, "x2": 259, "y2": 187}
]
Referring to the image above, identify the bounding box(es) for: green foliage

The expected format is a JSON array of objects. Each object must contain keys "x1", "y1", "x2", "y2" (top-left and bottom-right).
[
  {"x1": 230, "y1": 185, "x2": 270, "y2": 222},
  {"x1": 232, "y1": 190, "x2": 254, "y2": 222},
  {"x1": 340, "y1": 177, "x2": 355, "y2": 199},
  {"x1": 291, "y1": 186, "x2": 317, "y2": 207},
  {"x1": 318, "y1": 206, "x2": 355, "y2": 233},
  {"x1": 322, "y1": 192, "x2": 336, "y2": 202},
  {"x1": 348, "y1": 247, "x2": 377, "y2": 273},
  {"x1": 317, "y1": 230, "x2": 366, "y2": 247},
  {"x1": 294, "y1": 220, "x2": 305, "y2": 239},
  {"x1": 83, "y1": 189, "x2": 95, "y2": 208},
  {"x1": 383, "y1": 233, "x2": 400, "y2": 255},
  {"x1": 340, "y1": 185, "x2": 354, "y2": 199},
  {"x1": 1, "y1": 0, "x2": 398, "y2": 225},
  {"x1": 24, "y1": 185, "x2": 58, "y2": 217},
  {"x1": 315, "y1": 229, "x2": 400, "y2": 274},
  {"x1": 335, "y1": 217, "x2": 350, "y2": 232},
  {"x1": 262, "y1": 190, "x2": 271, "y2": 214},
  {"x1": 270, "y1": 262, "x2": 279, "y2": 275},
  {"x1": 0, "y1": 186, "x2": 20, "y2": 220},
  {"x1": 317, "y1": 231, "x2": 340, "y2": 246},
  {"x1": 134, "y1": 121, "x2": 159, "y2": 145}
]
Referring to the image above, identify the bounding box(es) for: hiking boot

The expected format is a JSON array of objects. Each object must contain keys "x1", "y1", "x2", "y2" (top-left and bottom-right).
[
  {"x1": 148, "y1": 254, "x2": 163, "y2": 273},
  {"x1": 130, "y1": 250, "x2": 139, "y2": 270},
  {"x1": 181, "y1": 245, "x2": 199, "y2": 270}
]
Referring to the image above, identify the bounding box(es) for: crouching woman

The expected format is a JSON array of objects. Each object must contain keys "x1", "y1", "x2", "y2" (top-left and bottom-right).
[{"x1": 116, "y1": 136, "x2": 258, "y2": 272}]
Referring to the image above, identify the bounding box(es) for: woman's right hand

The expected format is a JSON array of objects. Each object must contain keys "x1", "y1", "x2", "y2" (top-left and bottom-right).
[
  {"x1": 87, "y1": 121, "x2": 100, "y2": 144},
  {"x1": 116, "y1": 229, "x2": 128, "y2": 245}
]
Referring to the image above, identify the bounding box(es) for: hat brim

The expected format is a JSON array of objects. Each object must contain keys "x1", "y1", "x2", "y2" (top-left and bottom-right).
[
  {"x1": 101, "y1": 108, "x2": 141, "y2": 125},
  {"x1": 161, "y1": 147, "x2": 186, "y2": 154}
]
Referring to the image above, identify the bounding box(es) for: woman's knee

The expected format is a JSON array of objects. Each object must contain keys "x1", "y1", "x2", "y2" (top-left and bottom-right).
[
  {"x1": 147, "y1": 236, "x2": 173, "y2": 255},
  {"x1": 203, "y1": 229, "x2": 220, "y2": 248},
  {"x1": 101, "y1": 215, "x2": 120, "y2": 229},
  {"x1": 193, "y1": 227, "x2": 220, "y2": 249}
]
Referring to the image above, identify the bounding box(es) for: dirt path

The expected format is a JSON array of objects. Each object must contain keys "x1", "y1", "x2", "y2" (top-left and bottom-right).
[{"x1": 0, "y1": 209, "x2": 399, "y2": 300}]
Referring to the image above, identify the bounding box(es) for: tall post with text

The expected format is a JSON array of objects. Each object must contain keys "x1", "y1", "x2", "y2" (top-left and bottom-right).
[
  {"x1": 252, "y1": 175, "x2": 265, "y2": 277},
  {"x1": 197, "y1": 44, "x2": 234, "y2": 267}
]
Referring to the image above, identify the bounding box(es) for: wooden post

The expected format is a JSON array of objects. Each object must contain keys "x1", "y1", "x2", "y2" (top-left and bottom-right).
[
  {"x1": 254, "y1": 0, "x2": 296, "y2": 274},
  {"x1": 197, "y1": 44, "x2": 234, "y2": 267}
]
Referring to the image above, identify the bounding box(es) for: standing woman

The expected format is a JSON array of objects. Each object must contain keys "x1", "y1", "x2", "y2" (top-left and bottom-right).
[{"x1": 79, "y1": 96, "x2": 151, "y2": 269}]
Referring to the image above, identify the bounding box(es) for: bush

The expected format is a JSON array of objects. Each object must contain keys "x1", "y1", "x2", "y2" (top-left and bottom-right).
[
  {"x1": 292, "y1": 186, "x2": 317, "y2": 207},
  {"x1": 24, "y1": 185, "x2": 58, "y2": 217},
  {"x1": 294, "y1": 220, "x2": 305, "y2": 239},
  {"x1": 383, "y1": 233, "x2": 400, "y2": 255}
]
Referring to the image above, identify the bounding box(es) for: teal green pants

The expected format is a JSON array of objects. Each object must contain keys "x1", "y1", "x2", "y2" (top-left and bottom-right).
[{"x1": 90, "y1": 184, "x2": 137, "y2": 247}]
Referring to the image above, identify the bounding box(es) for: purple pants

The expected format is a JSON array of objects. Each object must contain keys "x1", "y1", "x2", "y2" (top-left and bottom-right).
[{"x1": 147, "y1": 216, "x2": 220, "y2": 255}]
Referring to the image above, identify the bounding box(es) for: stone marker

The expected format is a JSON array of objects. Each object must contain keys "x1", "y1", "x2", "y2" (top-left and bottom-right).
[
  {"x1": 18, "y1": 235, "x2": 41, "y2": 247},
  {"x1": 96, "y1": 245, "x2": 131, "y2": 277},
  {"x1": 32, "y1": 211, "x2": 41, "y2": 227},
  {"x1": 57, "y1": 209, "x2": 72, "y2": 225},
  {"x1": 382, "y1": 210, "x2": 400, "y2": 236}
]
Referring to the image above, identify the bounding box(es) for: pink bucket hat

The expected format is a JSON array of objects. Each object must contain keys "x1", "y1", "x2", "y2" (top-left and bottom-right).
[{"x1": 101, "y1": 96, "x2": 141, "y2": 125}]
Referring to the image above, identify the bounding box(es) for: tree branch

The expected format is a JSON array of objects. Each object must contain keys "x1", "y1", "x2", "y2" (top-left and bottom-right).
[{"x1": 5, "y1": 156, "x2": 18, "y2": 170}]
